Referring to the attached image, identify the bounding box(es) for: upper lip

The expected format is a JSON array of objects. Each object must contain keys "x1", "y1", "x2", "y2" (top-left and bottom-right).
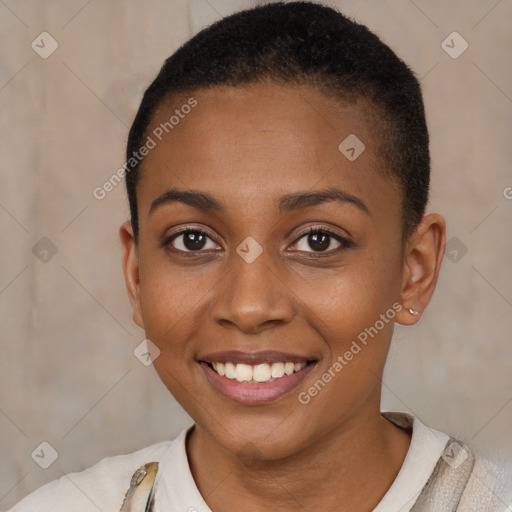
[{"x1": 198, "y1": 350, "x2": 316, "y2": 365}]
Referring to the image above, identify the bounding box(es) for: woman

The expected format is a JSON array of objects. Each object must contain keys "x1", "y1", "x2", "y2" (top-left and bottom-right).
[{"x1": 10, "y1": 2, "x2": 512, "y2": 510}]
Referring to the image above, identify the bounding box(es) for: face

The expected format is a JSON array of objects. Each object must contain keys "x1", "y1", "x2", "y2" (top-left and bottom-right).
[{"x1": 122, "y1": 83, "x2": 413, "y2": 459}]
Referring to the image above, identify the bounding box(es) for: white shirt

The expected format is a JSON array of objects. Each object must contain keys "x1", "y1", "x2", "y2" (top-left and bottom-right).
[{"x1": 9, "y1": 411, "x2": 512, "y2": 511}]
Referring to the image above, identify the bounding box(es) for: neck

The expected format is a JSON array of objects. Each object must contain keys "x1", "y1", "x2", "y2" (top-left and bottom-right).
[{"x1": 186, "y1": 405, "x2": 412, "y2": 512}]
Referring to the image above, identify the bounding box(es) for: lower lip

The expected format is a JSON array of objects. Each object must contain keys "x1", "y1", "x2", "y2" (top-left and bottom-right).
[{"x1": 200, "y1": 362, "x2": 316, "y2": 405}]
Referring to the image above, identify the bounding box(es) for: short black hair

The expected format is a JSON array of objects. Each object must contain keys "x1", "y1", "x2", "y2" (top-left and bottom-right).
[{"x1": 125, "y1": 0, "x2": 430, "y2": 244}]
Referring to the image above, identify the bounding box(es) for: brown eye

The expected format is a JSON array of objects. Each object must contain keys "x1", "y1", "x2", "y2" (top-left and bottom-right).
[
  {"x1": 292, "y1": 228, "x2": 352, "y2": 253},
  {"x1": 166, "y1": 229, "x2": 219, "y2": 253}
]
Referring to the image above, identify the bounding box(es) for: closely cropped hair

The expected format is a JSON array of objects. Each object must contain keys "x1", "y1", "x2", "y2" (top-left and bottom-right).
[{"x1": 126, "y1": 1, "x2": 430, "y2": 244}]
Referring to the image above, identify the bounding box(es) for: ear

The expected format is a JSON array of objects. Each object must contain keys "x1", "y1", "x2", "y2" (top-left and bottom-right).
[
  {"x1": 119, "y1": 221, "x2": 144, "y2": 329},
  {"x1": 396, "y1": 213, "x2": 446, "y2": 326}
]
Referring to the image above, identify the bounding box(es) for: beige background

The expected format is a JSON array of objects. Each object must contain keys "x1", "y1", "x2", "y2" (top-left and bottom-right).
[{"x1": 1, "y1": 0, "x2": 511, "y2": 509}]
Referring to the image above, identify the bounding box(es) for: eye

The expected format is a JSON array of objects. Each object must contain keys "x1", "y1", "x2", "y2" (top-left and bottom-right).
[
  {"x1": 164, "y1": 228, "x2": 220, "y2": 253},
  {"x1": 163, "y1": 226, "x2": 352, "y2": 256},
  {"x1": 291, "y1": 227, "x2": 352, "y2": 254}
]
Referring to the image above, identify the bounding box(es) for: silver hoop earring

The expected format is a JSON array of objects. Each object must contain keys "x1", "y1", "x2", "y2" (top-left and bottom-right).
[{"x1": 408, "y1": 308, "x2": 419, "y2": 316}]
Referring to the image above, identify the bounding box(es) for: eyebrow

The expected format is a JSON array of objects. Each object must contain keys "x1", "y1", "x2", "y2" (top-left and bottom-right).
[{"x1": 149, "y1": 187, "x2": 371, "y2": 217}]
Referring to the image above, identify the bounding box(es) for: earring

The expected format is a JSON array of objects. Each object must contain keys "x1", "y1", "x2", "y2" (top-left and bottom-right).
[{"x1": 408, "y1": 308, "x2": 419, "y2": 316}]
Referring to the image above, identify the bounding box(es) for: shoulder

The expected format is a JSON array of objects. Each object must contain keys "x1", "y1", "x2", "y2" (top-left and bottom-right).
[
  {"x1": 381, "y1": 411, "x2": 512, "y2": 511},
  {"x1": 458, "y1": 449, "x2": 512, "y2": 511},
  {"x1": 8, "y1": 437, "x2": 179, "y2": 512}
]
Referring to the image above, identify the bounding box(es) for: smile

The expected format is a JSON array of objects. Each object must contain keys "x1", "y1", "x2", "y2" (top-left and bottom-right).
[{"x1": 198, "y1": 351, "x2": 317, "y2": 405}]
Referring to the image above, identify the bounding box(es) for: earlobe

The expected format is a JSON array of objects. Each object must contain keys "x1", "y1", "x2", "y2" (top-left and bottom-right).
[
  {"x1": 396, "y1": 213, "x2": 446, "y2": 326},
  {"x1": 119, "y1": 221, "x2": 144, "y2": 329}
]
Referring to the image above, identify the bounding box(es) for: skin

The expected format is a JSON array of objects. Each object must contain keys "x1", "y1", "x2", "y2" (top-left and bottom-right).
[{"x1": 120, "y1": 83, "x2": 446, "y2": 511}]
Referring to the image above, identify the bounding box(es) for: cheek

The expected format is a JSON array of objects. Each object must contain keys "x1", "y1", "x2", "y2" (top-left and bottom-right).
[
  {"x1": 301, "y1": 253, "x2": 400, "y2": 340},
  {"x1": 138, "y1": 257, "x2": 200, "y2": 357},
  {"x1": 291, "y1": 265, "x2": 398, "y2": 429},
  {"x1": 293, "y1": 254, "x2": 402, "y2": 414},
  {"x1": 139, "y1": 268, "x2": 206, "y2": 402}
]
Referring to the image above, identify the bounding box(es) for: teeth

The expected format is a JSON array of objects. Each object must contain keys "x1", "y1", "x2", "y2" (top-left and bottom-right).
[
  {"x1": 253, "y1": 363, "x2": 271, "y2": 382},
  {"x1": 225, "y1": 362, "x2": 236, "y2": 379},
  {"x1": 216, "y1": 362, "x2": 225, "y2": 376},
  {"x1": 211, "y1": 361, "x2": 307, "y2": 383},
  {"x1": 271, "y1": 362, "x2": 285, "y2": 378},
  {"x1": 284, "y1": 362, "x2": 295, "y2": 375},
  {"x1": 235, "y1": 363, "x2": 253, "y2": 382}
]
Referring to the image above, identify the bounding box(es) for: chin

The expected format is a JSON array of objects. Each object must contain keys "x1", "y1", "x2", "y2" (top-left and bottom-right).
[{"x1": 202, "y1": 412, "x2": 315, "y2": 462}]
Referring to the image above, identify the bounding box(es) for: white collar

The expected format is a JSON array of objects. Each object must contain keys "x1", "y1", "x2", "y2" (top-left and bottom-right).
[{"x1": 373, "y1": 411, "x2": 450, "y2": 511}]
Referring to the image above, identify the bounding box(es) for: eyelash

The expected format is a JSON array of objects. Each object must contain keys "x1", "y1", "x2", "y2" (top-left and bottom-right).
[
  {"x1": 163, "y1": 225, "x2": 353, "y2": 257},
  {"x1": 293, "y1": 227, "x2": 353, "y2": 255}
]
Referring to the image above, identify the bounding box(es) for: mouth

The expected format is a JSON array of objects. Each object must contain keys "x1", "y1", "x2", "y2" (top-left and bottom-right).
[{"x1": 198, "y1": 351, "x2": 317, "y2": 405}]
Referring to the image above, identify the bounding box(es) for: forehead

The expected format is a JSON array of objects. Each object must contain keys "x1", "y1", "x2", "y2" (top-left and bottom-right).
[{"x1": 138, "y1": 83, "x2": 400, "y2": 217}]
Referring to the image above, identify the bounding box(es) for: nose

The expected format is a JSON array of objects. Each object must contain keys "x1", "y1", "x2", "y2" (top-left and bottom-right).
[{"x1": 209, "y1": 244, "x2": 296, "y2": 334}]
